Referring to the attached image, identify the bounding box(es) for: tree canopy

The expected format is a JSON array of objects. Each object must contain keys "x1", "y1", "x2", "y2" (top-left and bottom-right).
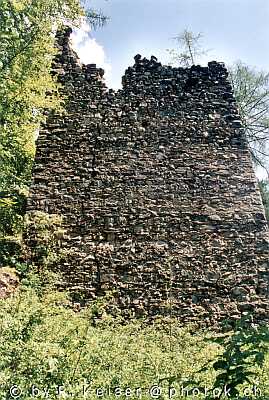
[
  {"x1": 0, "y1": 0, "x2": 107, "y2": 237},
  {"x1": 228, "y1": 62, "x2": 269, "y2": 173}
]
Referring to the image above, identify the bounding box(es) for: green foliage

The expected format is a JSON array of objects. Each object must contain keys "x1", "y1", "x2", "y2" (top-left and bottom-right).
[
  {"x1": 195, "y1": 317, "x2": 269, "y2": 399},
  {"x1": 258, "y1": 179, "x2": 269, "y2": 222},
  {"x1": 0, "y1": 283, "x2": 214, "y2": 400},
  {"x1": 0, "y1": 236, "x2": 22, "y2": 267},
  {"x1": 1, "y1": 282, "x2": 269, "y2": 399},
  {"x1": 228, "y1": 62, "x2": 269, "y2": 171},
  {"x1": 24, "y1": 211, "x2": 67, "y2": 269},
  {"x1": 0, "y1": 0, "x2": 83, "y2": 238},
  {"x1": 0, "y1": 0, "x2": 107, "y2": 239},
  {"x1": 0, "y1": 266, "x2": 269, "y2": 400},
  {"x1": 0, "y1": 189, "x2": 27, "y2": 236}
]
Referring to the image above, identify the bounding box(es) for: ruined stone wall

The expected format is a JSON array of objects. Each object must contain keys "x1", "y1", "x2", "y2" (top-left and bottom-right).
[{"x1": 26, "y1": 28, "x2": 269, "y2": 324}]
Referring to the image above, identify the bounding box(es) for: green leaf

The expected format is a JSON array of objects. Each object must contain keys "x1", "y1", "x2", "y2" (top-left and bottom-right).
[{"x1": 213, "y1": 360, "x2": 229, "y2": 370}]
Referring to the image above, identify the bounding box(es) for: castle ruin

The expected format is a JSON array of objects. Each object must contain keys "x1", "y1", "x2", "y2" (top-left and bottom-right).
[{"x1": 26, "y1": 28, "x2": 269, "y2": 324}]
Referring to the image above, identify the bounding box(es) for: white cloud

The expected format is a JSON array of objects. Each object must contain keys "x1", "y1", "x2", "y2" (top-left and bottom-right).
[{"x1": 71, "y1": 21, "x2": 112, "y2": 84}]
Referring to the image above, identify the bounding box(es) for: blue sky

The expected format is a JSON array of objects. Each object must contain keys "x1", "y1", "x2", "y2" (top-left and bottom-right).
[
  {"x1": 72, "y1": 0, "x2": 269, "y2": 89},
  {"x1": 71, "y1": 0, "x2": 269, "y2": 178}
]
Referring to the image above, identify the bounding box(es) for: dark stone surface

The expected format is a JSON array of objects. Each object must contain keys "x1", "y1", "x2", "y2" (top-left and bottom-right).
[{"x1": 26, "y1": 27, "x2": 269, "y2": 325}]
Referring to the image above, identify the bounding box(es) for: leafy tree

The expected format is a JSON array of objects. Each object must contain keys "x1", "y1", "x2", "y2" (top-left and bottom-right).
[
  {"x1": 168, "y1": 30, "x2": 269, "y2": 175},
  {"x1": 0, "y1": 0, "x2": 107, "y2": 238},
  {"x1": 258, "y1": 179, "x2": 269, "y2": 222},
  {"x1": 167, "y1": 29, "x2": 209, "y2": 67},
  {"x1": 226, "y1": 64, "x2": 269, "y2": 211},
  {"x1": 204, "y1": 318, "x2": 269, "y2": 399},
  {"x1": 228, "y1": 62, "x2": 269, "y2": 172}
]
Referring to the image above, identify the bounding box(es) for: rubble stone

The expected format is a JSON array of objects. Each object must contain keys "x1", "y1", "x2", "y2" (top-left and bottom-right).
[{"x1": 25, "y1": 28, "x2": 269, "y2": 325}]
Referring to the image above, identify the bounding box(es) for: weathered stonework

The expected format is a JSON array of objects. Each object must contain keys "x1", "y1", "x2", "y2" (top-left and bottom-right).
[{"x1": 26, "y1": 27, "x2": 269, "y2": 324}]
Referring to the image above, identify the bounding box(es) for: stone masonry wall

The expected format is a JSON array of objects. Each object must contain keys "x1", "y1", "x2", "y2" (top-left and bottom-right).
[{"x1": 26, "y1": 27, "x2": 269, "y2": 325}]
